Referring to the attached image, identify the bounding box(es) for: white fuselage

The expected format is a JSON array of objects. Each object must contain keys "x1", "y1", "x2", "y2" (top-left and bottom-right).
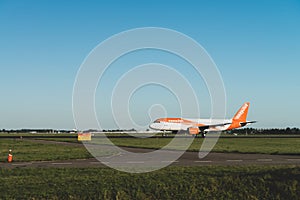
[
  {"x1": 149, "y1": 102, "x2": 255, "y2": 135},
  {"x1": 149, "y1": 118, "x2": 232, "y2": 132}
]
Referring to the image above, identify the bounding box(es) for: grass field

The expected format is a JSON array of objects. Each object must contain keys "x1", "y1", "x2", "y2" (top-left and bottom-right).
[
  {"x1": 23, "y1": 134, "x2": 300, "y2": 155},
  {"x1": 0, "y1": 165, "x2": 299, "y2": 199},
  {"x1": 0, "y1": 139, "x2": 92, "y2": 162},
  {"x1": 1, "y1": 135, "x2": 299, "y2": 162},
  {"x1": 97, "y1": 136, "x2": 300, "y2": 155}
]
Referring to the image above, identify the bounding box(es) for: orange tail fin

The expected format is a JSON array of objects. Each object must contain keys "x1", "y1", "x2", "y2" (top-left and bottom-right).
[{"x1": 233, "y1": 102, "x2": 250, "y2": 122}]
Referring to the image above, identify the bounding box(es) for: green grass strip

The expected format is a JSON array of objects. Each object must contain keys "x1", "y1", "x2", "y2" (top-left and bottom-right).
[{"x1": 0, "y1": 165, "x2": 299, "y2": 199}]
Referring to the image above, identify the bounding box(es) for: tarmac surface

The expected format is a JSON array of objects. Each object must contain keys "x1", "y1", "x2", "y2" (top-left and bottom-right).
[{"x1": 1, "y1": 139, "x2": 300, "y2": 168}]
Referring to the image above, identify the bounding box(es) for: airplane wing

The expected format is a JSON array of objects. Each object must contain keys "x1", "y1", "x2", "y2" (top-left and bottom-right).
[
  {"x1": 198, "y1": 121, "x2": 257, "y2": 132},
  {"x1": 197, "y1": 121, "x2": 257, "y2": 131},
  {"x1": 198, "y1": 122, "x2": 232, "y2": 132}
]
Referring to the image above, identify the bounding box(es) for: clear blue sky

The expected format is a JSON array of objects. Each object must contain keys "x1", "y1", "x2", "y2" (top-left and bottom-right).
[{"x1": 0, "y1": 0, "x2": 299, "y2": 129}]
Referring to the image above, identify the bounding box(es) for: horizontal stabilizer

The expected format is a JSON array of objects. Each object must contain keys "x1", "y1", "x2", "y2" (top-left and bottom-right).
[{"x1": 240, "y1": 121, "x2": 257, "y2": 126}]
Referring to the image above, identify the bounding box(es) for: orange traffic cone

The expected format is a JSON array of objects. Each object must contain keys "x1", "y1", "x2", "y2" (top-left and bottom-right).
[{"x1": 7, "y1": 150, "x2": 13, "y2": 163}]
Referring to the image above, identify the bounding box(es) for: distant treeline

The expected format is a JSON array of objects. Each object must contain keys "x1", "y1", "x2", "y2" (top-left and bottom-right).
[
  {"x1": 82, "y1": 129, "x2": 137, "y2": 133},
  {"x1": 0, "y1": 128, "x2": 137, "y2": 134},
  {"x1": 1, "y1": 128, "x2": 300, "y2": 135},
  {"x1": 0, "y1": 129, "x2": 76, "y2": 134},
  {"x1": 230, "y1": 127, "x2": 300, "y2": 135}
]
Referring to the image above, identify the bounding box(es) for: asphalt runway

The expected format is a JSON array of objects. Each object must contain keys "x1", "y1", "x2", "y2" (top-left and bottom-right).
[{"x1": 1, "y1": 141, "x2": 300, "y2": 168}]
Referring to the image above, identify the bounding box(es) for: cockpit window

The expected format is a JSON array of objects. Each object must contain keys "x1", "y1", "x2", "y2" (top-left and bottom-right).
[{"x1": 154, "y1": 120, "x2": 160, "y2": 123}]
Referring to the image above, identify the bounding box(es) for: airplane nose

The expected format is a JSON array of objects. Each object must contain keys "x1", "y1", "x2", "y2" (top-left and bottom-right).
[
  {"x1": 149, "y1": 123, "x2": 155, "y2": 129},
  {"x1": 149, "y1": 123, "x2": 159, "y2": 130},
  {"x1": 150, "y1": 123, "x2": 164, "y2": 130}
]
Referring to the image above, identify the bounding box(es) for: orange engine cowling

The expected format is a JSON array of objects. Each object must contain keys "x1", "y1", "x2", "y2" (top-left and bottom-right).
[{"x1": 188, "y1": 127, "x2": 199, "y2": 135}]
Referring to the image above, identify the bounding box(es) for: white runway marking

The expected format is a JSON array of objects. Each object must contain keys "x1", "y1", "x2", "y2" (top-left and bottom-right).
[
  {"x1": 12, "y1": 162, "x2": 32, "y2": 166},
  {"x1": 90, "y1": 162, "x2": 101, "y2": 164},
  {"x1": 194, "y1": 161, "x2": 212, "y2": 163},
  {"x1": 257, "y1": 159, "x2": 272, "y2": 162},
  {"x1": 90, "y1": 161, "x2": 109, "y2": 165},
  {"x1": 226, "y1": 160, "x2": 243, "y2": 162},
  {"x1": 287, "y1": 159, "x2": 300, "y2": 161},
  {"x1": 161, "y1": 161, "x2": 179, "y2": 163},
  {"x1": 52, "y1": 162, "x2": 72, "y2": 165},
  {"x1": 126, "y1": 161, "x2": 145, "y2": 164}
]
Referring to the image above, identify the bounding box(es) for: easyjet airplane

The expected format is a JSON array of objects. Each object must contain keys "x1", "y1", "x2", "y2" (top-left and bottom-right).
[{"x1": 149, "y1": 102, "x2": 256, "y2": 137}]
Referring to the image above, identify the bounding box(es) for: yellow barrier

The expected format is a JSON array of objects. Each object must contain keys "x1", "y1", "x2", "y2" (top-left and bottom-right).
[{"x1": 77, "y1": 133, "x2": 92, "y2": 141}]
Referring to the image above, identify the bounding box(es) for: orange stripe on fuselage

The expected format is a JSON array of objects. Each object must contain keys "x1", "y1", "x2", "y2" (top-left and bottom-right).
[{"x1": 158, "y1": 118, "x2": 205, "y2": 127}]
